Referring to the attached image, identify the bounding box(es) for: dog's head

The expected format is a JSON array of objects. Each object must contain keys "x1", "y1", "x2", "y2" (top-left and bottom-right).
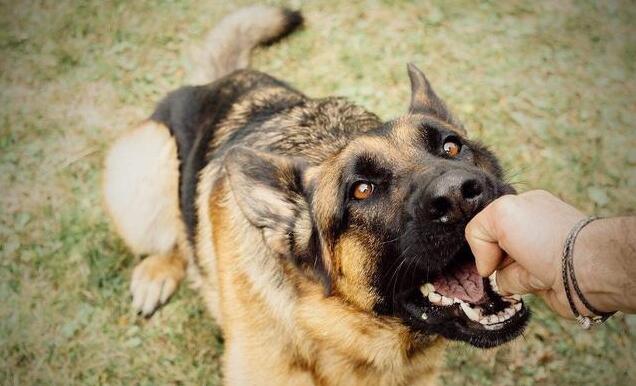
[{"x1": 224, "y1": 64, "x2": 528, "y2": 348}]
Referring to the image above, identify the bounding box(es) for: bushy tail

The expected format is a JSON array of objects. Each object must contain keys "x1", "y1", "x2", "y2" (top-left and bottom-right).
[{"x1": 190, "y1": 6, "x2": 303, "y2": 84}]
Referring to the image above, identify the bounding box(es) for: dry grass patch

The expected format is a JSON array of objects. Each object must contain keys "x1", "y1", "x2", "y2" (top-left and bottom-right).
[{"x1": 1, "y1": 1, "x2": 634, "y2": 385}]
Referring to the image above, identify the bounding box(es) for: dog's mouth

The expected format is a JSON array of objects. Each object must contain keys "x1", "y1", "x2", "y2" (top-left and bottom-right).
[{"x1": 396, "y1": 243, "x2": 529, "y2": 348}]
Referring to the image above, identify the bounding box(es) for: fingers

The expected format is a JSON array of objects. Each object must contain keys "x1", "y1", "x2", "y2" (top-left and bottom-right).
[
  {"x1": 496, "y1": 263, "x2": 547, "y2": 295},
  {"x1": 465, "y1": 200, "x2": 505, "y2": 277}
]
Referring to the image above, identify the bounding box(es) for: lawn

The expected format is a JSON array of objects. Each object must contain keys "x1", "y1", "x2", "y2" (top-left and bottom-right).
[{"x1": 1, "y1": 0, "x2": 634, "y2": 385}]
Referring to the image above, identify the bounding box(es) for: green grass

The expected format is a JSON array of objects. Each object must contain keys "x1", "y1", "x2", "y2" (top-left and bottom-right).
[{"x1": 1, "y1": 0, "x2": 634, "y2": 384}]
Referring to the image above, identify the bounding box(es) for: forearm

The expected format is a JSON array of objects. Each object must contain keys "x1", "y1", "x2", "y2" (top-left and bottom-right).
[{"x1": 577, "y1": 216, "x2": 636, "y2": 314}]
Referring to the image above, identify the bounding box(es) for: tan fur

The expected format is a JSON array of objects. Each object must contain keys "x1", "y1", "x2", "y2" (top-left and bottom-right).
[
  {"x1": 333, "y1": 235, "x2": 379, "y2": 311},
  {"x1": 103, "y1": 121, "x2": 189, "y2": 315},
  {"x1": 192, "y1": 160, "x2": 224, "y2": 322},
  {"x1": 211, "y1": 179, "x2": 314, "y2": 385}
]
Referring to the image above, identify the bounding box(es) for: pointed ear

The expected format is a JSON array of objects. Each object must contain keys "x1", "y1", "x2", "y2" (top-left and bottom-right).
[
  {"x1": 407, "y1": 63, "x2": 462, "y2": 130},
  {"x1": 225, "y1": 146, "x2": 306, "y2": 233},
  {"x1": 224, "y1": 146, "x2": 332, "y2": 292}
]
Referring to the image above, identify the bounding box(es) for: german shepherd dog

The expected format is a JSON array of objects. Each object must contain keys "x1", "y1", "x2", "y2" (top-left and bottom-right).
[{"x1": 104, "y1": 6, "x2": 528, "y2": 385}]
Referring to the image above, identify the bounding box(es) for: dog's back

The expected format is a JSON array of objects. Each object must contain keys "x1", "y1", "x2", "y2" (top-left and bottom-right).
[{"x1": 102, "y1": 6, "x2": 306, "y2": 316}]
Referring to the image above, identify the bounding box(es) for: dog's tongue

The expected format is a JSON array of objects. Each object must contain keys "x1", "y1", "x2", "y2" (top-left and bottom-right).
[{"x1": 432, "y1": 260, "x2": 485, "y2": 303}]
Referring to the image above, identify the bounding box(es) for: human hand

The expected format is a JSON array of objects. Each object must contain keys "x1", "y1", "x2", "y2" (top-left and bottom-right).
[{"x1": 465, "y1": 190, "x2": 587, "y2": 318}]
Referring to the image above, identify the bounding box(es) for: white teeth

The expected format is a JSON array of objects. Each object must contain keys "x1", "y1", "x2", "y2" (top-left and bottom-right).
[
  {"x1": 489, "y1": 271, "x2": 500, "y2": 294},
  {"x1": 478, "y1": 303, "x2": 524, "y2": 326},
  {"x1": 484, "y1": 323, "x2": 504, "y2": 330},
  {"x1": 420, "y1": 283, "x2": 435, "y2": 296},
  {"x1": 419, "y1": 280, "x2": 525, "y2": 328},
  {"x1": 504, "y1": 308, "x2": 515, "y2": 318},
  {"x1": 496, "y1": 307, "x2": 516, "y2": 322},
  {"x1": 460, "y1": 302, "x2": 481, "y2": 322},
  {"x1": 428, "y1": 292, "x2": 442, "y2": 303},
  {"x1": 457, "y1": 299, "x2": 525, "y2": 328},
  {"x1": 423, "y1": 288, "x2": 461, "y2": 307}
]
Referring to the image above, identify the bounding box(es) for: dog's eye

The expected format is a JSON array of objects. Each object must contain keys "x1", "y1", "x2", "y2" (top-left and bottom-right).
[
  {"x1": 352, "y1": 181, "x2": 374, "y2": 200},
  {"x1": 443, "y1": 138, "x2": 461, "y2": 157}
]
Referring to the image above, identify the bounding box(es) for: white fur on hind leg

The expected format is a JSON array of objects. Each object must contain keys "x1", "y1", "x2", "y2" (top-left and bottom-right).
[{"x1": 103, "y1": 120, "x2": 181, "y2": 256}]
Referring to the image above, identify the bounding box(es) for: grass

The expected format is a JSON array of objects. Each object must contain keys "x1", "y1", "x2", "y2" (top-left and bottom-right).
[{"x1": 1, "y1": 0, "x2": 634, "y2": 384}]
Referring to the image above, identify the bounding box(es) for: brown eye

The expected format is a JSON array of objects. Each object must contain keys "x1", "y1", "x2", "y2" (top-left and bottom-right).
[
  {"x1": 443, "y1": 139, "x2": 461, "y2": 157},
  {"x1": 352, "y1": 181, "x2": 374, "y2": 200}
]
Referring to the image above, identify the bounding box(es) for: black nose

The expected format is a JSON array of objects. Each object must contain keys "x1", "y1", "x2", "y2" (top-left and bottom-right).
[{"x1": 420, "y1": 170, "x2": 487, "y2": 224}]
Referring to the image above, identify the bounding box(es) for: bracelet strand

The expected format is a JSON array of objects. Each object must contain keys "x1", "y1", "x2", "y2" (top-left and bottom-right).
[{"x1": 561, "y1": 216, "x2": 615, "y2": 329}]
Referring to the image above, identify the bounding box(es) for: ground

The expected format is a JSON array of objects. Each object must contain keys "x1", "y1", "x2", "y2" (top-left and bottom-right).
[{"x1": 1, "y1": 0, "x2": 635, "y2": 385}]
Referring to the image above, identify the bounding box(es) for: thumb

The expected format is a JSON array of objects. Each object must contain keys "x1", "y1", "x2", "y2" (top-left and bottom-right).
[
  {"x1": 496, "y1": 263, "x2": 548, "y2": 295},
  {"x1": 465, "y1": 204, "x2": 504, "y2": 277}
]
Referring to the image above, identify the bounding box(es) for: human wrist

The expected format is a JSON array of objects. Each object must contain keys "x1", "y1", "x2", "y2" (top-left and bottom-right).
[{"x1": 573, "y1": 218, "x2": 630, "y2": 314}]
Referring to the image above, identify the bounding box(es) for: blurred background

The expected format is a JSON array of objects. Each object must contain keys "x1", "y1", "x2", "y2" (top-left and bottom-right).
[{"x1": 1, "y1": 0, "x2": 634, "y2": 384}]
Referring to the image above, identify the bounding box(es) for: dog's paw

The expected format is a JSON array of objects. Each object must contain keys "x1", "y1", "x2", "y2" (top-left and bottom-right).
[{"x1": 130, "y1": 254, "x2": 186, "y2": 316}]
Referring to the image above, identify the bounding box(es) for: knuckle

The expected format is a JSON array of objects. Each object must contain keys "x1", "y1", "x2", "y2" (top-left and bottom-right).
[
  {"x1": 491, "y1": 195, "x2": 517, "y2": 227},
  {"x1": 493, "y1": 194, "x2": 517, "y2": 213},
  {"x1": 464, "y1": 220, "x2": 475, "y2": 236}
]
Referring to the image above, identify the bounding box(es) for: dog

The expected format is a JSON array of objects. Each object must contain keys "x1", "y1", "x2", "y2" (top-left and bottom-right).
[{"x1": 103, "y1": 6, "x2": 528, "y2": 385}]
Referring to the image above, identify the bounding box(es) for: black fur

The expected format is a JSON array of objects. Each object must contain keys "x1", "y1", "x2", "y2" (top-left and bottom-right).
[
  {"x1": 261, "y1": 9, "x2": 304, "y2": 46},
  {"x1": 152, "y1": 71, "x2": 300, "y2": 244}
]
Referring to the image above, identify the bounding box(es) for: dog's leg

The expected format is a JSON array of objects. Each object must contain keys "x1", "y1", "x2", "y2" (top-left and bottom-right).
[
  {"x1": 130, "y1": 251, "x2": 186, "y2": 316},
  {"x1": 104, "y1": 120, "x2": 187, "y2": 315}
]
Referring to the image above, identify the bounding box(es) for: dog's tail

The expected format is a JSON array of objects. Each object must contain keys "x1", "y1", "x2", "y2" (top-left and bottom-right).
[{"x1": 191, "y1": 6, "x2": 303, "y2": 84}]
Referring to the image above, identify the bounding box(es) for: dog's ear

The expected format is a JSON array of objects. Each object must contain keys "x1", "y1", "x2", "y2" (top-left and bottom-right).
[
  {"x1": 407, "y1": 63, "x2": 449, "y2": 118},
  {"x1": 224, "y1": 146, "x2": 332, "y2": 292},
  {"x1": 407, "y1": 63, "x2": 464, "y2": 132}
]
